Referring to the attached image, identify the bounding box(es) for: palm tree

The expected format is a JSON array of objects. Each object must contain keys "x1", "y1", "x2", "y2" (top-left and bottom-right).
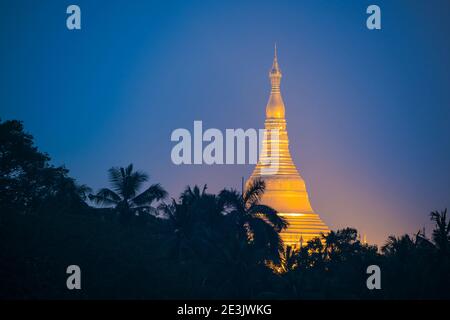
[
  {"x1": 381, "y1": 234, "x2": 416, "y2": 259},
  {"x1": 218, "y1": 178, "x2": 288, "y2": 264},
  {"x1": 322, "y1": 230, "x2": 338, "y2": 260},
  {"x1": 280, "y1": 245, "x2": 297, "y2": 273},
  {"x1": 89, "y1": 164, "x2": 167, "y2": 223},
  {"x1": 159, "y1": 184, "x2": 226, "y2": 261},
  {"x1": 180, "y1": 185, "x2": 208, "y2": 205},
  {"x1": 75, "y1": 183, "x2": 92, "y2": 201},
  {"x1": 430, "y1": 209, "x2": 450, "y2": 255}
]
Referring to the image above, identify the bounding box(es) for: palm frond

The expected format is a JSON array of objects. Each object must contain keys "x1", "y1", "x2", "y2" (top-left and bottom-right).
[
  {"x1": 132, "y1": 183, "x2": 168, "y2": 206},
  {"x1": 130, "y1": 170, "x2": 149, "y2": 184},
  {"x1": 247, "y1": 216, "x2": 284, "y2": 263},
  {"x1": 181, "y1": 184, "x2": 208, "y2": 204},
  {"x1": 218, "y1": 189, "x2": 243, "y2": 212},
  {"x1": 108, "y1": 164, "x2": 149, "y2": 199},
  {"x1": 249, "y1": 204, "x2": 287, "y2": 232},
  {"x1": 125, "y1": 163, "x2": 134, "y2": 176},
  {"x1": 243, "y1": 178, "x2": 265, "y2": 207},
  {"x1": 108, "y1": 166, "x2": 124, "y2": 193},
  {"x1": 75, "y1": 183, "x2": 92, "y2": 200},
  {"x1": 158, "y1": 200, "x2": 176, "y2": 219},
  {"x1": 89, "y1": 188, "x2": 121, "y2": 206}
]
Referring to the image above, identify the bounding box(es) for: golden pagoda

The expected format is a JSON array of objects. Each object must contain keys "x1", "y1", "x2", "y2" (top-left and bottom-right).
[{"x1": 246, "y1": 46, "x2": 330, "y2": 248}]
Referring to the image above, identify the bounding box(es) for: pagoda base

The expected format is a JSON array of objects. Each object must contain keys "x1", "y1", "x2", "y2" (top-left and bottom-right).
[{"x1": 278, "y1": 213, "x2": 330, "y2": 248}]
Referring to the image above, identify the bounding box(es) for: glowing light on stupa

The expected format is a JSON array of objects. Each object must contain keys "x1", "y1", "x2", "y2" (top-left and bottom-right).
[{"x1": 246, "y1": 46, "x2": 330, "y2": 248}]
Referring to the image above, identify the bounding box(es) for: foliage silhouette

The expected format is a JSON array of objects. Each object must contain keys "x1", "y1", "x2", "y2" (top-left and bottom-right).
[
  {"x1": 89, "y1": 164, "x2": 167, "y2": 224},
  {"x1": 0, "y1": 119, "x2": 88, "y2": 215},
  {"x1": 1, "y1": 119, "x2": 449, "y2": 299}
]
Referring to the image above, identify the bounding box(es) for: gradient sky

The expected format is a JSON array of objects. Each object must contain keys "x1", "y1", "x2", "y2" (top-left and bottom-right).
[{"x1": 1, "y1": 0, "x2": 449, "y2": 245}]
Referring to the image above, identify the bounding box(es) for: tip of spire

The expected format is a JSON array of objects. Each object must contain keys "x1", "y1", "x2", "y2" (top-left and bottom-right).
[{"x1": 271, "y1": 43, "x2": 281, "y2": 75}]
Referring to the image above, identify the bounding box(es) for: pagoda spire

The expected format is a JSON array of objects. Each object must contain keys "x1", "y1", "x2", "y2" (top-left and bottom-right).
[
  {"x1": 246, "y1": 47, "x2": 330, "y2": 248},
  {"x1": 269, "y1": 43, "x2": 282, "y2": 93},
  {"x1": 266, "y1": 44, "x2": 285, "y2": 118},
  {"x1": 272, "y1": 43, "x2": 279, "y2": 71}
]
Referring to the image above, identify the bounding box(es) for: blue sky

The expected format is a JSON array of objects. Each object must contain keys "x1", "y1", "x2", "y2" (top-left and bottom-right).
[{"x1": 1, "y1": 0, "x2": 449, "y2": 245}]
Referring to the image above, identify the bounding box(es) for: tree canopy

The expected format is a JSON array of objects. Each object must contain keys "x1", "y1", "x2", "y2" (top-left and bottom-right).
[{"x1": 1, "y1": 119, "x2": 449, "y2": 299}]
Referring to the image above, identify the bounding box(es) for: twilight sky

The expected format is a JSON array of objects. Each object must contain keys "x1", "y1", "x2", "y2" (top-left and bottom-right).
[{"x1": 1, "y1": 0, "x2": 449, "y2": 245}]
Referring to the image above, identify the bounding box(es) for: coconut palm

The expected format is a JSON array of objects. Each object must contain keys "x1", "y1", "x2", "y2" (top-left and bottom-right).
[
  {"x1": 381, "y1": 234, "x2": 417, "y2": 259},
  {"x1": 89, "y1": 164, "x2": 167, "y2": 223},
  {"x1": 430, "y1": 209, "x2": 450, "y2": 255},
  {"x1": 218, "y1": 178, "x2": 288, "y2": 263},
  {"x1": 160, "y1": 184, "x2": 227, "y2": 261},
  {"x1": 180, "y1": 185, "x2": 208, "y2": 204},
  {"x1": 322, "y1": 230, "x2": 338, "y2": 260},
  {"x1": 280, "y1": 245, "x2": 298, "y2": 273}
]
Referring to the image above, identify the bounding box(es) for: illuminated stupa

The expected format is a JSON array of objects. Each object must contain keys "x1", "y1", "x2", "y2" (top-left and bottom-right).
[{"x1": 246, "y1": 46, "x2": 330, "y2": 248}]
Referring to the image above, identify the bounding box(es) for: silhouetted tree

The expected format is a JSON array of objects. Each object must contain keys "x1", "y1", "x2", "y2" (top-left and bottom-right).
[
  {"x1": 430, "y1": 209, "x2": 450, "y2": 257},
  {"x1": 159, "y1": 185, "x2": 223, "y2": 262},
  {"x1": 219, "y1": 179, "x2": 288, "y2": 264},
  {"x1": 2, "y1": 119, "x2": 450, "y2": 299},
  {"x1": 89, "y1": 164, "x2": 167, "y2": 224},
  {"x1": 280, "y1": 228, "x2": 379, "y2": 299},
  {"x1": 0, "y1": 119, "x2": 88, "y2": 214}
]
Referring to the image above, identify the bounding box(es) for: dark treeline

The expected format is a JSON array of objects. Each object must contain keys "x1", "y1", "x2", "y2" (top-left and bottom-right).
[{"x1": 1, "y1": 119, "x2": 449, "y2": 299}]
